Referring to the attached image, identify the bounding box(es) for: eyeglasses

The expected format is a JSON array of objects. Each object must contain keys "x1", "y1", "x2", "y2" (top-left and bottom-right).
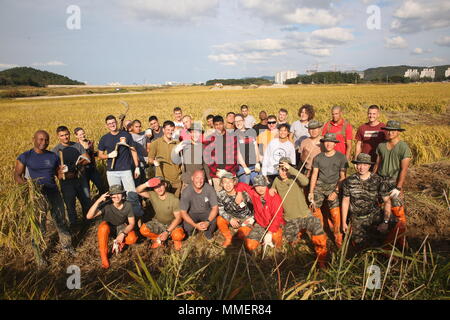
[{"x1": 268, "y1": 121, "x2": 277, "y2": 124}]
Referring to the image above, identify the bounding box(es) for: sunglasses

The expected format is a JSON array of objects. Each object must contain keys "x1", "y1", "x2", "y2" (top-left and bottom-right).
[{"x1": 268, "y1": 121, "x2": 277, "y2": 124}]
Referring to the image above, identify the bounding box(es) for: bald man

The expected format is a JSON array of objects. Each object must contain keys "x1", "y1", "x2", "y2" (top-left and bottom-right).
[
  {"x1": 322, "y1": 106, "x2": 353, "y2": 160},
  {"x1": 14, "y1": 130, "x2": 74, "y2": 264}
]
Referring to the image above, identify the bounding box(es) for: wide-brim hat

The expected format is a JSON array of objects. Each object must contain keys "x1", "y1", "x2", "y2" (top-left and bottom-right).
[
  {"x1": 320, "y1": 132, "x2": 339, "y2": 143},
  {"x1": 253, "y1": 175, "x2": 269, "y2": 187},
  {"x1": 109, "y1": 184, "x2": 126, "y2": 195},
  {"x1": 351, "y1": 153, "x2": 375, "y2": 165},
  {"x1": 382, "y1": 120, "x2": 405, "y2": 131},
  {"x1": 220, "y1": 172, "x2": 237, "y2": 181},
  {"x1": 306, "y1": 120, "x2": 323, "y2": 129}
]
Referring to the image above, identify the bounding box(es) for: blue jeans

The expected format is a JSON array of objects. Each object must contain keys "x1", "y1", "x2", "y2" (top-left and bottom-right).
[
  {"x1": 106, "y1": 170, "x2": 144, "y2": 217},
  {"x1": 60, "y1": 177, "x2": 91, "y2": 225},
  {"x1": 237, "y1": 165, "x2": 259, "y2": 185}
]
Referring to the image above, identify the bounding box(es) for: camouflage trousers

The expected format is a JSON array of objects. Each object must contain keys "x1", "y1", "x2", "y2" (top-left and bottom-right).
[
  {"x1": 381, "y1": 176, "x2": 403, "y2": 208},
  {"x1": 313, "y1": 182, "x2": 340, "y2": 209},
  {"x1": 349, "y1": 211, "x2": 383, "y2": 245},
  {"x1": 247, "y1": 224, "x2": 281, "y2": 241},
  {"x1": 283, "y1": 216, "x2": 324, "y2": 241},
  {"x1": 145, "y1": 219, "x2": 171, "y2": 234}
]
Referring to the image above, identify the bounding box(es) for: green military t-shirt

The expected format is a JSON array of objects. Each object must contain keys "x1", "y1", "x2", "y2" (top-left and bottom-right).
[
  {"x1": 376, "y1": 141, "x2": 412, "y2": 179},
  {"x1": 313, "y1": 151, "x2": 348, "y2": 184},
  {"x1": 148, "y1": 191, "x2": 180, "y2": 225},
  {"x1": 272, "y1": 166, "x2": 310, "y2": 220},
  {"x1": 102, "y1": 202, "x2": 134, "y2": 226}
]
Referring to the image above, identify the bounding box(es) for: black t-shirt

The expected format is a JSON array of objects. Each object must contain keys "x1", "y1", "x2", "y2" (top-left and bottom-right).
[
  {"x1": 102, "y1": 201, "x2": 134, "y2": 226},
  {"x1": 51, "y1": 142, "x2": 86, "y2": 173},
  {"x1": 253, "y1": 123, "x2": 268, "y2": 136},
  {"x1": 98, "y1": 131, "x2": 134, "y2": 171}
]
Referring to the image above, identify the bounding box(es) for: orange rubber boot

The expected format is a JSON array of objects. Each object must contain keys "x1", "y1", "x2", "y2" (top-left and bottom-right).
[
  {"x1": 139, "y1": 224, "x2": 159, "y2": 240},
  {"x1": 329, "y1": 207, "x2": 343, "y2": 248},
  {"x1": 171, "y1": 227, "x2": 185, "y2": 251},
  {"x1": 217, "y1": 216, "x2": 232, "y2": 247},
  {"x1": 313, "y1": 208, "x2": 324, "y2": 227},
  {"x1": 98, "y1": 221, "x2": 110, "y2": 269},
  {"x1": 312, "y1": 234, "x2": 328, "y2": 269},
  {"x1": 245, "y1": 238, "x2": 260, "y2": 251},
  {"x1": 236, "y1": 226, "x2": 252, "y2": 240},
  {"x1": 385, "y1": 206, "x2": 408, "y2": 249},
  {"x1": 125, "y1": 231, "x2": 138, "y2": 245},
  {"x1": 272, "y1": 229, "x2": 283, "y2": 248}
]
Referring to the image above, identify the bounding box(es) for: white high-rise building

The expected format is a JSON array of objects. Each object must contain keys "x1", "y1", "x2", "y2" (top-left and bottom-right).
[
  {"x1": 445, "y1": 67, "x2": 450, "y2": 78},
  {"x1": 420, "y1": 68, "x2": 435, "y2": 79},
  {"x1": 275, "y1": 70, "x2": 298, "y2": 84},
  {"x1": 404, "y1": 69, "x2": 419, "y2": 79}
]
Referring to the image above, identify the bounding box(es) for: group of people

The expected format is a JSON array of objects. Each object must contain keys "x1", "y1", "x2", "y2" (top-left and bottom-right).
[{"x1": 14, "y1": 104, "x2": 411, "y2": 269}]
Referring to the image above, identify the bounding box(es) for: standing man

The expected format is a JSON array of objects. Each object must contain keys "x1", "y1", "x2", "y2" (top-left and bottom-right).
[
  {"x1": 148, "y1": 121, "x2": 182, "y2": 197},
  {"x1": 97, "y1": 115, "x2": 143, "y2": 217},
  {"x1": 309, "y1": 133, "x2": 348, "y2": 248},
  {"x1": 290, "y1": 104, "x2": 315, "y2": 149},
  {"x1": 216, "y1": 172, "x2": 254, "y2": 247},
  {"x1": 355, "y1": 105, "x2": 386, "y2": 164},
  {"x1": 262, "y1": 124, "x2": 296, "y2": 183},
  {"x1": 298, "y1": 120, "x2": 324, "y2": 177},
  {"x1": 234, "y1": 113, "x2": 261, "y2": 184},
  {"x1": 172, "y1": 107, "x2": 184, "y2": 140},
  {"x1": 256, "y1": 115, "x2": 278, "y2": 162},
  {"x1": 14, "y1": 130, "x2": 74, "y2": 264},
  {"x1": 277, "y1": 108, "x2": 289, "y2": 126},
  {"x1": 136, "y1": 177, "x2": 185, "y2": 250},
  {"x1": 180, "y1": 115, "x2": 193, "y2": 142},
  {"x1": 148, "y1": 116, "x2": 164, "y2": 142},
  {"x1": 322, "y1": 106, "x2": 353, "y2": 160},
  {"x1": 235, "y1": 175, "x2": 285, "y2": 251},
  {"x1": 203, "y1": 115, "x2": 238, "y2": 192},
  {"x1": 341, "y1": 153, "x2": 391, "y2": 250},
  {"x1": 52, "y1": 126, "x2": 91, "y2": 228},
  {"x1": 253, "y1": 111, "x2": 268, "y2": 136},
  {"x1": 241, "y1": 105, "x2": 256, "y2": 129},
  {"x1": 180, "y1": 170, "x2": 219, "y2": 240},
  {"x1": 270, "y1": 158, "x2": 328, "y2": 268},
  {"x1": 373, "y1": 120, "x2": 412, "y2": 249},
  {"x1": 205, "y1": 114, "x2": 215, "y2": 138},
  {"x1": 225, "y1": 112, "x2": 236, "y2": 131},
  {"x1": 129, "y1": 119, "x2": 151, "y2": 184}
]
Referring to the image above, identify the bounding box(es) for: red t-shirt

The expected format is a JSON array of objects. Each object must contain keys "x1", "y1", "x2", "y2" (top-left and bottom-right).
[
  {"x1": 322, "y1": 118, "x2": 353, "y2": 155},
  {"x1": 355, "y1": 122, "x2": 386, "y2": 161}
]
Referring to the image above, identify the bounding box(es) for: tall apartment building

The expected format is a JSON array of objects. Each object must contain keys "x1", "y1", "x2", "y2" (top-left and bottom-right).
[{"x1": 275, "y1": 70, "x2": 298, "y2": 84}]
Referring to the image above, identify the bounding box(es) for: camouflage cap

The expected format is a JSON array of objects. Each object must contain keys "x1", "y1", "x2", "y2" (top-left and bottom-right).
[
  {"x1": 253, "y1": 175, "x2": 269, "y2": 187},
  {"x1": 382, "y1": 120, "x2": 405, "y2": 131},
  {"x1": 109, "y1": 184, "x2": 126, "y2": 195},
  {"x1": 278, "y1": 156, "x2": 292, "y2": 164},
  {"x1": 351, "y1": 153, "x2": 374, "y2": 165},
  {"x1": 220, "y1": 172, "x2": 237, "y2": 181},
  {"x1": 320, "y1": 132, "x2": 339, "y2": 143},
  {"x1": 306, "y1": 119, "x2": 323, "y2": 129}
]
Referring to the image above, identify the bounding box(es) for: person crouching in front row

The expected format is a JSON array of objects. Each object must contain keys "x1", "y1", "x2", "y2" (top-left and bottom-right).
[{"x1": 86, "y1": 185, "x2": 138, "y2": 269}]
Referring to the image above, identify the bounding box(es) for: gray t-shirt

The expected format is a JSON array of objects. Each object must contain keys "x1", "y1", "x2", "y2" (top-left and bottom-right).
[
  {"x1": 290, "y1": 120, "x2": 310, "y2": 148},
  {"x1": 51, "y1": 142, "x2": 86, "y2": 173},
  {"x1": 180, "y1": 183, "x2": 218, "y2": 216},
  {"x1": 313, "y1": 151, "x2": 348, "y2": 184}
]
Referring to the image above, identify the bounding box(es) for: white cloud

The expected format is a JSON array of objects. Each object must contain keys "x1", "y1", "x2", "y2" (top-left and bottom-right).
[
  {"x1": 120, "y1": 0, "x2": 219, "y2": 22},
  {"x1": 311, "y1": 27, "x2": 354, "y2": 43},
  {"x1": 0, "y1": 63, "x2": 19, "y2": 69},
  {"x1": 207, "y1": 54, "x2": 238, "y2": 66},
  {"x1": 301, "y1": 48, "x2": 331, "y2": 57},
  {"x1": 411, "y1": 47, "x2": 431, "y2": 55},
  {"x1": 384, "y1": 36, "x2": 408, "y2": 49},
  {"x1": 32, "y1": 61, "x2": 66, "y2": 66},
  {"x1": 239, "y1": 0, "x2": 342, "y2": 27},
  {"x1": 391, "y1": 0, "x2": 450, "y2": 33},
  {"x1": 435, "y1": 36, "x2": 450, "y2": 47}
]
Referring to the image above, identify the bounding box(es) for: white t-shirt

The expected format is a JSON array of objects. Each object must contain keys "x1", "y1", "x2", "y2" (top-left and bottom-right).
[
  {"x1": 173, "y1": 121, "x2": 184, "y2": 140},
  {"x1": 244, "y1": 115, "x2": 256, "y2": 129},
  {"x1": 262, "y1": 138, "x2": 296, "y2": 176},
  {"x1": 290, "y1": 120, "x2": 310, "y2": 149}
]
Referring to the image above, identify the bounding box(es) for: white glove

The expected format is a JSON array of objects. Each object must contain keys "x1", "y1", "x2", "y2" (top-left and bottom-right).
[
  {"x1": 254, "y1": 163, "x2": 261, "y2": 172},
  {"x1": 216, "y1": 169, "x2": 227, "y2": 178},
  {"x1": 153, "y1": 160, "x2": 160, "y2": 167},
  {"x1": 242, "y1": 217, "x2": 255, "y2": 227},
  {"x1": 208, "y1": 179, "x2": 213, "y2": 186},
  {"x1": 62, "y1": 165, "x2": 69, "y2": 173},
  {"x1": 134, "y1": 167, "x2": 140, "y2": 178},
  {"x1": 145, "y1": 129, "x2": 152, "y2": 137},
  {"x1": 108, "y1": 150, "x2": 118, "y2": 158},
  {"x1": 112, "y1": 240, "x2": 120, "y2": 255},
  {"x1": 389, "y1": 188, "x2": 401, "y2": 198},
  {"x1": 174, "y1": 142, "x2": 185, "y2": 154},
  {"x1": 244, "y1": 167, "x2": 251, "y2": 175},
  {"x1": 308, "y1": 193, "x2": 314, "y2": 203},
  {"x1": 263, "y1": 233, "x2": 274, "y2": 248}
]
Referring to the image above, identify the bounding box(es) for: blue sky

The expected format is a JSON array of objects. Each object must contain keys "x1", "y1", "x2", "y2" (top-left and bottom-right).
[{"x1": 1, "y1": 0, "x2": 449, "y2": 84}]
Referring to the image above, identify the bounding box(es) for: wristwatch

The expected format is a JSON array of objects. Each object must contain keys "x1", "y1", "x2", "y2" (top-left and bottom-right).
[
  {"x1": 383, "y1": 219, "x2": 389, "y2": 224},
  {"x1": 121, "y1": 231, "x2": 128, "y2": 236},
  {"x1": 165, "y1": 229, "x2": 171, "y2": 234}
]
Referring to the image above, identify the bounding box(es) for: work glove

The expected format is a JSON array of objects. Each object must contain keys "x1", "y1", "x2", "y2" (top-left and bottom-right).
[
  {"x1": 108, "y1": 150, "x2": 118, "y2": 158},
  {"x1": 254, "y1": 163, "x2": 261, "y2": 172},
  {"x1": 153, "y1": 160, "x2": 160, "y2": 167},
  {"x1": 134, "y1": 167, "x2": 140, "y2": 178},
  {"x1": 244, "y1": 167, "x2": 251, "y2": 175},
  {"x1": 145, "y1": 129, "x2": 152, "y2": 137},
  {"x1": 61, "y1": 165, "x2": 69, "y2": 173},
  {"x1": 208, "y1": 179, "x2": 213, "y2": 186},
  {"x1": 112, "y1": 239, "x2": 124, "y2": 255},
  {"x1": 308, "y1": 193, "x2": 314, "y2": 203},
  {"x1": 263, "y1": 233, "x2": 274, "y2": 248},
  {"x1": 389, "y1": 188, "x2": 401, "y2": 198},
  {"x1": 242, "y1": 217, "x2": 255, "y2": 227},
  {"x1": 174, "y1": 140, "x2": 188, "y2": 153}
]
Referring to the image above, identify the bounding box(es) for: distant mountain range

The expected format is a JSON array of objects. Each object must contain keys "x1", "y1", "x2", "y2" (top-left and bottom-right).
[{"x1": 0, "y1": 67, "x2": 84, "y2": 86}]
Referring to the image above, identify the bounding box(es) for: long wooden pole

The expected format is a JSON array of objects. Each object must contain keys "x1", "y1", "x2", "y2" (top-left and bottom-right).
[{"x1": 59, "y1": 150, "x2": 65, "y2": 180}]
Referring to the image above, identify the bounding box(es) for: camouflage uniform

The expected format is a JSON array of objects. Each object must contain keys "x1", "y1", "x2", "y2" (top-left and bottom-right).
[
  {"x1": 313, "y1": 181, "x2": 340, "y2": 209},
  {"x1": 144, "y1": 219, "x2": 173, "y2": 234},
  {"x1": 380, "y1": 176, "x2": 403, "y2": 208},
  {"x1": 284, "y1": 216, "x2": 324, "y2": 241},
  {"x1": 342, "y1": 173, "x2": 388, "y2": 245},
  {"x1": 217, "y1": 190, "x2": 254, "y2": 222}
]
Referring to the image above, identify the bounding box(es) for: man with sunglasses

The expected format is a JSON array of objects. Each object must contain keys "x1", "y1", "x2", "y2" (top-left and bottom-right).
[{"x1": 256, "y1": 115, "x2": 278, "y2": 163}]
